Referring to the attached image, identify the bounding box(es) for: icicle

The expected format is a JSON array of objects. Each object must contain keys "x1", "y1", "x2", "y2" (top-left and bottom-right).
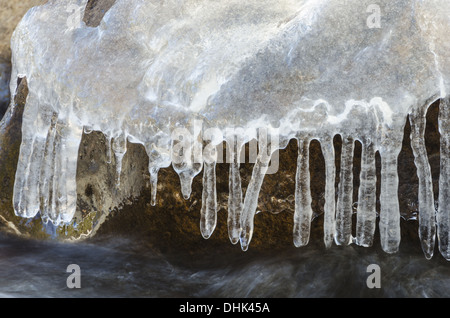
[
  {"x1": 52, "y1": 115, "x2": 83, "y2": 224},
  {"x1": 171, "y1": 128, "x2": 202, "y2": 200},
  {"x1": 13, "y1": 98, "x2": 49, "y2": 218},
  {"x1": 239, "y1": 131, "x2": 271, "y2": 251},
  {"x1": 146, "y1": 141, "x2": 172, "y2": 207},
  {"x1": 200, "y1": 127, "x2": 222, "y2": 239},
  {"x1": 106, "y1": 135, "x2": 112, "y2": 164},
  {"x1": 438, "y1": 98, "x2": 450, "y2": 260},
  {"x1": 335, "y1": 136, "x2": 354, "y2": 246},
  {"x1": 50, "y1": 117, "x2": 64, "y2": 224},
  {"x1": 355, "y1": 139, "x2": 377, "y2": 247},
  {"x1": 379, "y1": 149, "x2": 402, "y2": 254},
  {"x1": 200, "y1": 161, "x2": 217, "y2": 239},
  {"x1": 15, "y1": 136, "x2": 46, "y2": 217},
  {"x1": 227, "y1": 137, "x2": 243, "y2": 245},
  {"x1": 321, "y1": 136, "x2": 336, "y2": 249},
  {"x1": 112, "y1": 134, "x2": 127, "y2": 187},
  {"x1": 409, "y1": 111, "x2": 436, "y2": 259},
  {"x1": 39, "y1": 112, "x2": 58, "y2": 223},
  {"x1": 239, "y1": 156, "x2": 268, "y2": 251},
  {"x1": 149, "y1": 167, "x2": 159, "y2": 207},
  {"x1": 176, "y1": 172, "x2": 192, "y2": 199},
  {"x1": 293, "y1": 136, "x2": 313, "y2": 247}
]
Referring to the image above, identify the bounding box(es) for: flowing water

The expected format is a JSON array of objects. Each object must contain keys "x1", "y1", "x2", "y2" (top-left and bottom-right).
[{"x1": 0, "y1": 231, "x2": 449, "y2": 298}]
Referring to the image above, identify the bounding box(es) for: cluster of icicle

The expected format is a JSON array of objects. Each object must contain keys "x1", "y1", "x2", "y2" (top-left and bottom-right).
[{"x1": 8, "y1": 0, "x2": 450, "y2": 259}]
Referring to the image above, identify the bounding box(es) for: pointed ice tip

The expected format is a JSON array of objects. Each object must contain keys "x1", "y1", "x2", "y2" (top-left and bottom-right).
[
  {"x1": 229, "y1": 236, "x2": 239, "y2": 245},
  {"x1": 293, "y1": 238, "x2": 309, "y2": 248},
  {"x1": 424, "y1": 252, "x2": 434, "y2": 260},
  {"x1": 240, "y1": 243, "x2": 249, "y2": 252},
  {"x1": 239, "y1": 234, "x2": 251, "y2": 251},
  {"x1": 183, "y1": 193, "x2": 190, "y2": 200},
  {"x1": 201, "y1": 232, "x2": 211, "y2": 240},
  {"x1": 383, "y1": 245, "x2": 400, "y2": 254},
  {"x1": 421, "y1": 243, "x2": 434, "y2": 260},
  {"x1": 41, "y1": 216, "x2": 49, "y2": 225},
  {"x1": 440, "y1": 251, "x2": 450, "y2": 261}
]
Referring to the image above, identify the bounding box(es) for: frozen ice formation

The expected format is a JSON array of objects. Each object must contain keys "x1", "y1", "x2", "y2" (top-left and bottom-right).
[{"x1": 8, "y1": 0, "x2": 450, "y2": 259}]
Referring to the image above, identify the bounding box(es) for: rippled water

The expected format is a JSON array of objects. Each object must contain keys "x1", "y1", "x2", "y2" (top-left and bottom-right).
[{"x1": 0, "y1": 231, "x2": 449, "y2": 298}]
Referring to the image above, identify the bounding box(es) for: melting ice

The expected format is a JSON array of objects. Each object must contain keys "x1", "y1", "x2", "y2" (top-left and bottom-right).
[{"x1": 8, "y1": 0, "x2": 450, "y2": 259}]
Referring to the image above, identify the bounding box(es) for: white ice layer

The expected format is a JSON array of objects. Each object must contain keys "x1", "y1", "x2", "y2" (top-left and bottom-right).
[{"x1": 8, "y1": 0, "x2": 450, "y2": 259}]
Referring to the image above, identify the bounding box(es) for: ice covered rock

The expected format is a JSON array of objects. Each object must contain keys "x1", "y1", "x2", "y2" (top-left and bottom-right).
[{"x1": 8, "y1": 0, "x2": 450, "y2": 259}]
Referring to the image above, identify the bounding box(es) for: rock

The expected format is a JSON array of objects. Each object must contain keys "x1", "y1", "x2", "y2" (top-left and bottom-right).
[
  {"x1": 0, "y1": 61, "x2": 11, "y2": 118},
  {"x1": 0, "y1": 0, "x2": 442, "y2": 256},
  {"x1": 83, "y1": 0, "x2": 116, "y2": 27}
]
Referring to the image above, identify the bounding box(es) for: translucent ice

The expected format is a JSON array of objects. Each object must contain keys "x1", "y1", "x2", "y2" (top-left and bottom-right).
[{"x1": 8, "y1": 0, "x2": 450, "y2": 259}]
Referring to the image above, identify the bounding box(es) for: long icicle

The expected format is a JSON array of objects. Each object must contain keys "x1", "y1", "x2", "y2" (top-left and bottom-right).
[
  {"x1": 228, "y1": 137, "x2": 243, "y2": 245},
  {"x1": 39, "y1": 112, "x2": 58, "y2": 224},
  {"x1": 293, "y1": 136, "x2": 313, "y2": 247},
  {"x1": 409, "y1": 111, "x2": 436, "y2": 259},
  {"x1": 200, "y1": 160, "x2": 218, "y2": 239},
  {"x1": 51, "y1": 118, "x2": 64, "y2": 225},
  {"x1": 438, "y1": 97, "x2": 450, "y2": 260},
  {"x1": 239, "y1": 156, "x2": 268, "y2": 251},
  {"x1": 55, "y1": 114, "x2": 83, "y2": 225},
  {"x1": 321, "y1": 136, "x2": 336, "y2": 249},
  {"x1": 379, "y1": 150, "x2": 402, "y2": 254},
  {"x1": 335, "y1": 136, "x2": 354, "y2": 246},
  {"x1": 355, "y1": 139, "x2": 377, "y2": 247},
  {"x1": 239, "y1": 131, "x2": 271, "y2": 251}
]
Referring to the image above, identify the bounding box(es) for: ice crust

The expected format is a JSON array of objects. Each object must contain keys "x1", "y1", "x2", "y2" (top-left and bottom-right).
[{"x1": 8, "y1": 0, "x2": 450, "y2": 259}]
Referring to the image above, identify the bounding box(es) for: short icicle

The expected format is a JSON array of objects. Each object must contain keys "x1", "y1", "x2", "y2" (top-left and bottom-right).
[
  {"x1": 293, "y1": 136, "x2": 313, "y2": 247},
  {"x1": 409, "y1": 110, "x2": 436, "y2": 259},
  {"x1": 112, "y1": 134, "x2": 127, "y2": 187},
  {"x1": 335, "y1": 135, "x2": 354, "y2": 246},
  {"x1": 149, "y1": 167, "x2": 159, "y2": 207},
  {"x1": 171, "y1": 132, "x2": 202, "y2": 200},
  {"x1": 438, "y1": 97, "x2": 450, "y2": 260},
  {"x1": 321, "y1": 136, "x2": 336, "y2": 249},
  {"x1": 355, "y1": 138, "x2": 377, "y2": 247}
]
